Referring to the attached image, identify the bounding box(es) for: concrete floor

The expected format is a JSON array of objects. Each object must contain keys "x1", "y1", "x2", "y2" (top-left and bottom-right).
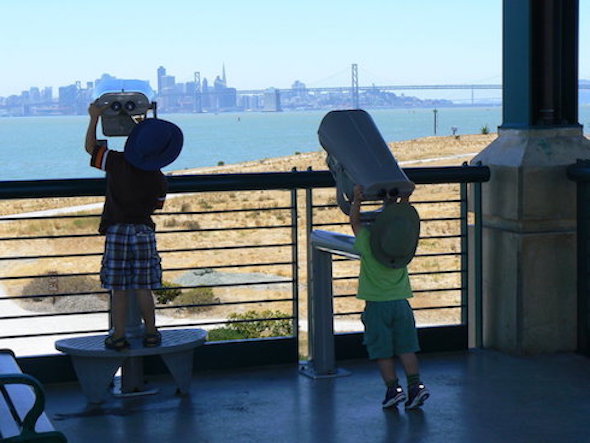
[{"x1": 44, "y1": 350, "x2": 590, "y2": 443}]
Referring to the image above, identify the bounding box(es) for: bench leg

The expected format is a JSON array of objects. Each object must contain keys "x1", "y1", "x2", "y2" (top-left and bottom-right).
[
  {"x1": 160, "y1": 350, "x2": 194, "y2": 394},
  {"x1": 70, "y1": 356, "x2": 124, "y2": 403}
]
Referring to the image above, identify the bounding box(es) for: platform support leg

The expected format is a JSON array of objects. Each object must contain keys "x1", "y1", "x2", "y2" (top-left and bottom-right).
[
  {"x1": 161, "y1": 350, "x2": 194, "y2": 394},
  {"x1": 70, "y1": 356, "x2": 123, "y2": 404}
]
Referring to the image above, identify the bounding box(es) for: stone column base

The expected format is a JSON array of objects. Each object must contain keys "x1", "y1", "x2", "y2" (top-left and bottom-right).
[{"x1": 472, "y1": 127, "x2": 590, "y2": 354}]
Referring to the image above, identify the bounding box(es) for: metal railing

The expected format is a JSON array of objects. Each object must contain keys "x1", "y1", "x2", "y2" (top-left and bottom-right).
[
  {"x1": 305, "y1": 165, "x2": 487, "y2": 340},
  {"x1": 0, "y1": 166, "x2": 489, "y2": 358}
]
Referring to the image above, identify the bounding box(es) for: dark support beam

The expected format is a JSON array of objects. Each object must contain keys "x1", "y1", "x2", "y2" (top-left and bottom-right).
[{"x1": 502, "y1": 0, "x2": 579, "y2": 128}]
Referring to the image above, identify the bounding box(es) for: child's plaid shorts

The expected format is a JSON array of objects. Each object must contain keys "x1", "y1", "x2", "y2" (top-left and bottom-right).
[{"x1": 100, "y1": 224, "x2": 162, "y2": 290}]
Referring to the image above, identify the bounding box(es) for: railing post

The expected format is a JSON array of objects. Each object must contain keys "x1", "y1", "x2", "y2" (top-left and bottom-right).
[
  {"x1": 473, "y1": 180, "x2": 483, "y2": 348},
  {"x1": 460, "y1": 182, "x2": 468, "y2": 326},
  {"x1": 290, "y1": 185, "x2": 300, "y2": 348},
  {"x1": 305, "y1": 167, "x2": 314, "y2": 306},
  {"x1": 304, "y1": 174, "x2": 314, "y2": 363}
]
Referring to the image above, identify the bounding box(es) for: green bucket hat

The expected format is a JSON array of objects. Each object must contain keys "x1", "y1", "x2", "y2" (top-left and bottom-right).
[{"x1": 369, "y1": 202, "x2": 421, "y2": 268}]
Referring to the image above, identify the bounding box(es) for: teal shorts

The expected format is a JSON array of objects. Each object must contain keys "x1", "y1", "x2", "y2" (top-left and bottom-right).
[{"x1": 361, "y1": 299, "x2": 420, "y2": 360}]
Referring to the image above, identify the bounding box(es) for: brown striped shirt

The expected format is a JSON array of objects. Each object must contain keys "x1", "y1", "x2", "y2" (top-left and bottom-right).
[{"x1": 91, "y1": 146, "x2": 167, "y2": 234}]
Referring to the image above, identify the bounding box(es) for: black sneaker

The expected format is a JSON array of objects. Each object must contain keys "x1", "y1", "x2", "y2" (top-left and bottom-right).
[
  {"x1": 104, "y1": 334, "x2": 130, "y2": 351},
  {"x1": 382, "y1": 385, "x2": 406, "y2": 408},
  {"x1": 143, "y1": 330, "x2": 162, "y2": 348},
  {"x1": 405, "y1": 383, "x2": 430, "y2": 409}
]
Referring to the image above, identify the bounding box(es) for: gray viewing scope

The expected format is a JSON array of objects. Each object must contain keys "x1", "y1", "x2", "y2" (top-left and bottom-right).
[
  {"x1": 92, "y1": 79, "x2": 156, "y2": 137},
  {"x1": 318, "y1": 109, "x2": 415, "y2": 215}
]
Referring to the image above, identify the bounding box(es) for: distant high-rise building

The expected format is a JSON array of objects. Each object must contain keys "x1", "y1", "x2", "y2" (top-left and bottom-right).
[
  {"x1": 263, "y1": 88, "x2": 281, "y2": 112},
  {"x1": 291, "y1": 80, "x2": 307, "y2": 99},
  {"x1": 239, "y1": 94, "x2": 260, "y2": 111},
  {"x1": 158, "y1": 74, "x2": 177, "y2": 111},
  {"x1": 161, "y1": 75, "x2": 175, "y2": 90},
  {"x1": 201, "y1": 78, "x2": 210, "y2": 109},
  {"x1": 211, "y1": 68, "x2": 236, "y2": 110},
  {"x1": 185, "y1": 81, "x2": 196, "y2": 95},
  {"x1": 41, "y1": 87, "x2": 53, "y2": 102},
  {"x1": 213, "y1": 76, "x2": 224, "y2": 90},
  {"x1": 58, "y1": 84, "x2": 78, "y2": 112},
  {"x1": 292, "y1": 80, "x2": 306, "y2": 89},
  {"x1": 29, "y1": 87, "x2": 41, "y2": 103},
  {"x1": 157, "y1": 66, "x2": 166, "y2": 95}
]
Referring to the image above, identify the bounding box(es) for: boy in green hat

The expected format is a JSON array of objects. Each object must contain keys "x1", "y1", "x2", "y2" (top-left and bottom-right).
[{"x1": 350, "y1": 184, "x2": 429, "y2": 409}]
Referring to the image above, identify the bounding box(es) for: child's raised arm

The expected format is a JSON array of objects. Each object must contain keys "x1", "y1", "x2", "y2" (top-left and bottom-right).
[
  {"x1": 85, "y1": 102, "x2": 107, "y2": 155},
  {"x1": 350, "y1": 184, "x2": 364, "y2": 236}
]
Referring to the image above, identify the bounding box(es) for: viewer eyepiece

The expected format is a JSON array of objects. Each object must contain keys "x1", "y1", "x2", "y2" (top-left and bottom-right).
[
  {"x1": 92, "y1": 78, "x2": 156, "y2": 136},
  {"x1": 124, "y1": 101, "x2": 136, "y2": 112}
]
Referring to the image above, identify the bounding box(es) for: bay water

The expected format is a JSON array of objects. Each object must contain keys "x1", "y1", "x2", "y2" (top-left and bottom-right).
[{"x1": 1, "y1": 106, "x2": 589, "y2": 181}]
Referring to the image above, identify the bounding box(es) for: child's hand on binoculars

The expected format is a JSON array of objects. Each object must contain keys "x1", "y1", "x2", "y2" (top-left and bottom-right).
[
  {"x1": 353, "y1": 184, "x2": 365, "y2": 202},
  {"x1": 88, "y1": 101, "x2": 108, "y2": 119}
]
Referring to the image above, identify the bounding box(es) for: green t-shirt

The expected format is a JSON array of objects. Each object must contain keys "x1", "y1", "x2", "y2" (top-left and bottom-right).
[{"x1": 353, "y1": 227, "x2": 413, "y2": 301}]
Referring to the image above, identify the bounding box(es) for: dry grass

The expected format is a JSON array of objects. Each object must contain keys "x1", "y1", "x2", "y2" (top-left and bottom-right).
[{"x1": 0, "y1": 133, "x2": 496, "y2": 328}]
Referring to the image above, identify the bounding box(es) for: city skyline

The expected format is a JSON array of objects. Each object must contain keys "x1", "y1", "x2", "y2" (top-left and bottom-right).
[
  {"x1": 0, "y1": 62, "x2": 507, "y2": 99},
  {"x1": 0, "y1": 64, "x2": 464, "y2": 117},
  {"x1": 3, "y1": 62, "x2": 590, "y2": 117}
]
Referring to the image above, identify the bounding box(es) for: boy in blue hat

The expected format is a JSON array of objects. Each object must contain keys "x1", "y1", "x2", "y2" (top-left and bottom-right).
[
  {"x1": 85, "y1": 102, "x2": 183, "y2": 351},
  {"x1": 350, "y1": 184, "x2": 429, "y2": 409}
]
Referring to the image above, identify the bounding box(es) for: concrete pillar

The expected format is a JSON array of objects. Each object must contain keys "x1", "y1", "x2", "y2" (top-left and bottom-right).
[
  {"x1": 471, "y1": 0, "x2": 590, "y2": 354},
  {"x1": 473, "y1": 128, "x2": 590, "y2": 353}
]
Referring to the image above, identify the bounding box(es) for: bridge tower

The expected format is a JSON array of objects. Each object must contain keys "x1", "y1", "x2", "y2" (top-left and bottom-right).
[
  {"x1": 193, "y1": 71, "x2": 202, "y2": 113},
  {"x1": 351, "y1": 63, "x2": 359, "y2": 109}
]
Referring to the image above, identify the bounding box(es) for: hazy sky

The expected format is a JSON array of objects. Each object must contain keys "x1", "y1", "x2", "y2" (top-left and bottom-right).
[{"x1": 1, "y1": 1, "x2": 589, "y2": 97}]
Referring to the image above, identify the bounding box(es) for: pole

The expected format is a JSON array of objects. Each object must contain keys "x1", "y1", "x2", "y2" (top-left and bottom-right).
[{"x1": 433, "y1": 109, "x2": 438, "y2": 134}]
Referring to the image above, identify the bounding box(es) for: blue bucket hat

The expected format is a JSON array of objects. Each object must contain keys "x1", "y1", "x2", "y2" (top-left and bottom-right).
[{"x1": 124, "y1": 118, "x2": 183, "y2": 171}]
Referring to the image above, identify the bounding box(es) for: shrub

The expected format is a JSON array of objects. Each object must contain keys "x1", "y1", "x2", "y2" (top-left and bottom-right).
[
  {"x1": 207, "y1": 327, "x2": 248, "y2": 341},
  {"x1": 173, "y1": 286, "x2": 218, "y2": 313},
  {"x1": 480, "y1": 124, "x2": 490, "y2": 135},
  {"x1": 72, "y1": 218, "x2": 98, "y2": 230},
  {"x1": 163, "y1": 218, "x2": 178, "y2": 228},
  {"x1": 154, "y1": 281, "x2": 182, "y2": 304},
  {"x1": 225, "y1": 310, "x2": 293, "y2": 338},
  {"x1": 199, "y1": 199, "x2": 213, "y2": 209},
  {"x1": 184, "y1": 220, "x2": 201, "y2": 230},
  {"x1": 18, "y1": 271, "x2": 105, "y2": 312},
  {"x1": 21, "y1": 271, "x2": 101, "y2": 297}
]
